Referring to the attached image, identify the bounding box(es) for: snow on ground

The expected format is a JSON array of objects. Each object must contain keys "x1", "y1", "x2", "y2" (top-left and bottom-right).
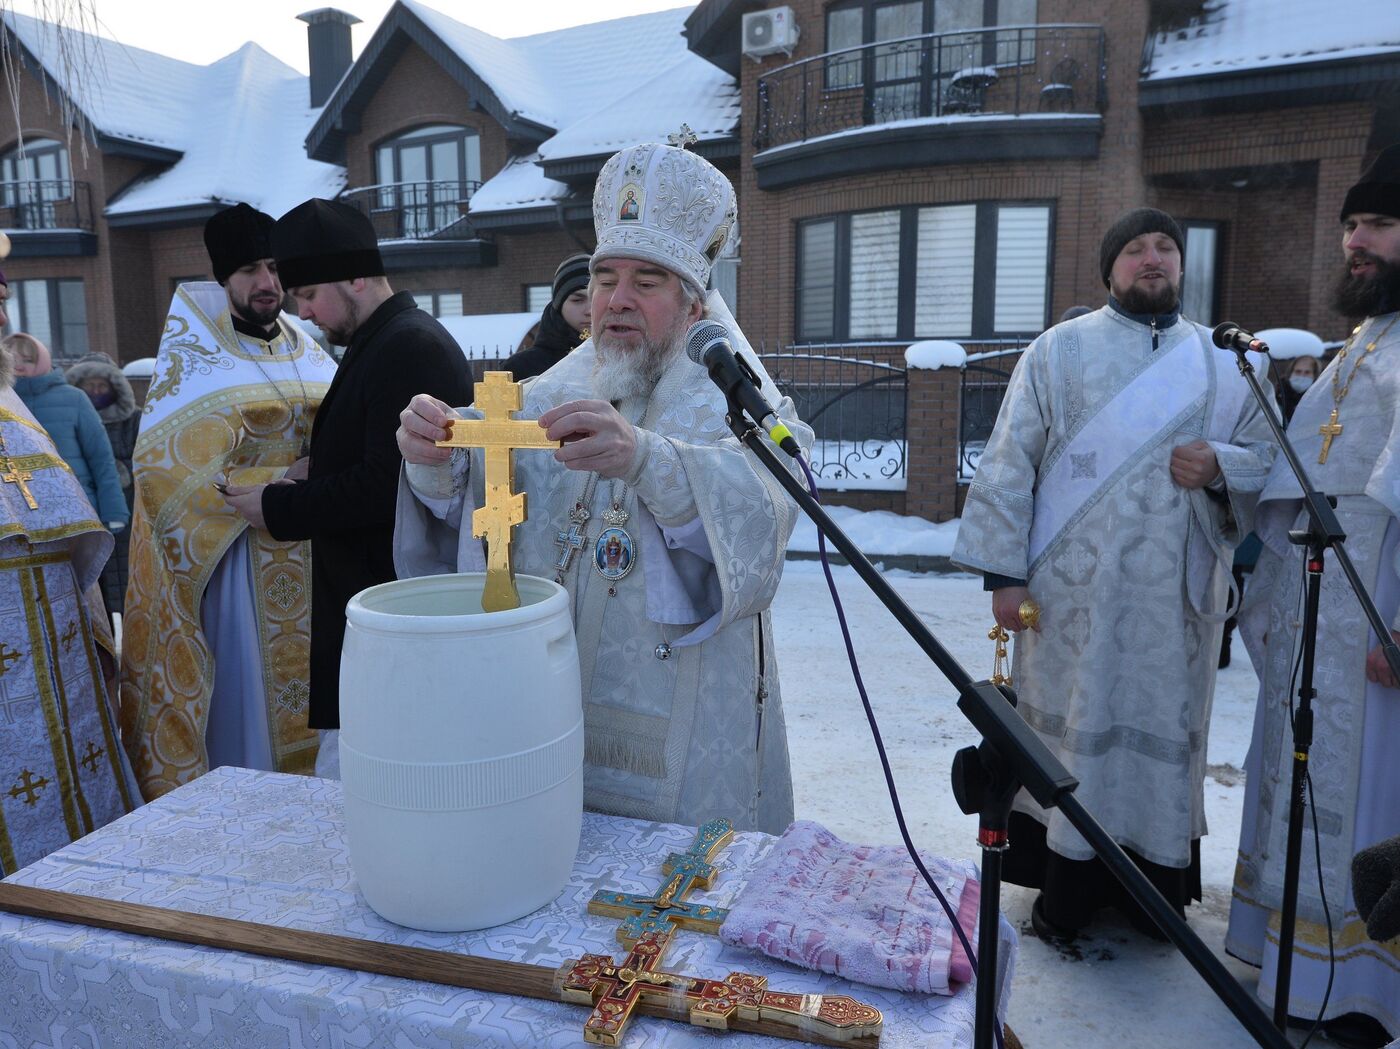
[
  {"x1": 789, "y1": 504, "x2": 960, "y2": 556},
  {"x1": 771, "y1": 559, "x2": 1327, "y2": 1049}
]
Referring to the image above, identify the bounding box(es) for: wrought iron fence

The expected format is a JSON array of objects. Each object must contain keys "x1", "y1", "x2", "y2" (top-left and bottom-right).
[
  {"x1": 755, "y1": 24, "x2": 1105, "y2": 151},
  {"x1": 339, "y1": 179, "x2": 481, "y2": 240},
  {"x1": 0, "y1": 179, "x2": 94, "y2": 231},
  {"x1": 958, "y1": 347, "x2": 1024, "y2": 481},
  {"x1": 758, "y1": 344, "x2": 907, "y2": 489}
]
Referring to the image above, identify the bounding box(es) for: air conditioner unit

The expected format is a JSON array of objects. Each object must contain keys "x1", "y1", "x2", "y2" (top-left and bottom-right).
[{"x1": 742, "y1": 7, "x2": 799, "y2": 61}]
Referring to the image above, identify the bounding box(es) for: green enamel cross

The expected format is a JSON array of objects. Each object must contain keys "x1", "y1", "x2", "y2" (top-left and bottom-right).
[{"x1": 589, "y1": 817, "x2": 734, "y2": 946}]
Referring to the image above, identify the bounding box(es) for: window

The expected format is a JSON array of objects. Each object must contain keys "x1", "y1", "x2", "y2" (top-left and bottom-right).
[
  {"x1": 413, "y1": 290, "x2": 464, "y2": 318},
  {"x1": 0, "y1": 138, "x2": 72, "y2": 228},
  {"x1": 373, "y1": 125, "x2": 482, "y2": 238},
  {"x1": 823, "y1": 0, "x2": 1037, "y2": 97},
  {"x1": 797, "y1": 201, "x2": 1052, "y2": 341},
  {"x1": 1181, "y1": 222, "x2": 1221, "y2": 326},
  {"x1": 524, "y1": 284, "x2": 551, "y2": 314},
  {"x1": 4, "y1": 278, "x2": 88, "y2": 360}
]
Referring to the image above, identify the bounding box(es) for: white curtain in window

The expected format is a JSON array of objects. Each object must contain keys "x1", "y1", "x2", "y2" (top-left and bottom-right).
[
  {"x1": 993, "y1": 205, "x2": 1050, "y2": 333},
  {"x1": 915, "y1": 204, "x2": 976, "y2": 337},
  {"x1": 799, "y1": 221, "x2": 838, "y2": 339},
  {"x1": 1181, "y1": 225, "x2": 1218, "y2": 325},
  {"x1": 848, "y1": 210, "x2": 902, "y2": 339}
]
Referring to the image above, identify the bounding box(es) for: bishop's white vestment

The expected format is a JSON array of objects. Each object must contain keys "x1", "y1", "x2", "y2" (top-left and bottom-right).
[
  {"x1": 1227, "y1": 312, "x2": 1400, "y2": 1034},
  {"x1": 952, "y1": 305, "x2": 1277, "y2": 870},
  {"x1": 393, "y1": 304, "x2": 811, "y2": 834}
]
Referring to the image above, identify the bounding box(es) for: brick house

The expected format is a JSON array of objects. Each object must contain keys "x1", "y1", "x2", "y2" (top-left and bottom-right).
[{"x1": 2, "y1": 0, "x2": 1397, "y2": 519}]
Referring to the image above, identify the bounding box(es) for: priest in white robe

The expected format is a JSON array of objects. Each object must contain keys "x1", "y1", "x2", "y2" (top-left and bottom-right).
[
  {"x1": 0, "y1": 337, "x2": 140, "y2": 875},
  {"x1": 394, "y1": 141, "x2": 811, "y2": 834},
  {"x1": 121, "y1": 205, "x2": 336, "y2": 799},
  {"x1": 1227, "y1": 147, "x2": 1400, "y2": 1048},
  {"x1": 952, "y1": 208, "x2": 1278, "y2": 939}
]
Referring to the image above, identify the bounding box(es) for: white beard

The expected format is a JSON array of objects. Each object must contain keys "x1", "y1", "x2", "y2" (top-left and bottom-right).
[{"x1": 591, "y1": 329, "x2": 684, "y2": 403}]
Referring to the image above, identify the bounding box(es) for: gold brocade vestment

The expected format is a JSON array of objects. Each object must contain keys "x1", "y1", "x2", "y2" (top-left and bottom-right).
[{"x1": 120, "y1": 284, "x2": 335, "y2": 799}]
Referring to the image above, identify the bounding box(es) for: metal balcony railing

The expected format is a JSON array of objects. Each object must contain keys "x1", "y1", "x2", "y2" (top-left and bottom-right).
[
  {"x1": 338, "y1": 179, "x2": 482, "y2": 241},
  {"x1": 754, "y1": 24, "x2": 1105, "y2": 152},
  {"x1": 0, "y1": 179, "x2": 95, "y2": 231}
]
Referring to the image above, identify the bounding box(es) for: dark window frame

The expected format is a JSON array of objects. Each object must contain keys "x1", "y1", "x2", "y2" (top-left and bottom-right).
[
  {"x1": 523, "y1": 283, "x2": 551, "y2": 314},
  {"x1": 4, "y1": 276, "x2": 89, "y2": 360},
  {"x1": 0, "y1": 138, "x2": 73, "y2": 228},
  {"x1": 795, "y1": 198, "x2": 1054, "y2": 342},
  {"x1": 1180, "y1": 219, "x2": 1225, "y2": 327}
]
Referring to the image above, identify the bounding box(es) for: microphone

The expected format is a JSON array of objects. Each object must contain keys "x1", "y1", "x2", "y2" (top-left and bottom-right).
[
  {"x1": 685, "y1": 320, "x2": 801, "y2": 457},
  {"x1": 1212, "y1": 321, "x2": 1271, "y2": 355}
]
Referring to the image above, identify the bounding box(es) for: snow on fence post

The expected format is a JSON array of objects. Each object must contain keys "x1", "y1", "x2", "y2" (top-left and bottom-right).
[{"x1": 903, "y1": 341, "x2": 966, "y2": 523}]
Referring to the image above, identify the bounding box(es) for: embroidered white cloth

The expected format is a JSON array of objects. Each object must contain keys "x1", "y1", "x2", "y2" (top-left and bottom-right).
[
  {"x1": 0, "y1": 767, "x2": 1016, "y2": 1048},
  {"x1": 718, "y1": 820, "x2": 985, "y2": 995}
]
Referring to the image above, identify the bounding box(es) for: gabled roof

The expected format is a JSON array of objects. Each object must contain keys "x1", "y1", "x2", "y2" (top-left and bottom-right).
[
  {"x1": 1, "y1": 11, "x2": 344, "y2": 220},
  {"x1": 1143, "y1": 0, "x2": 1400, "y2": 81},
  {"x1": 307, "y1": 0, "x2": 739, "y2": 170}
]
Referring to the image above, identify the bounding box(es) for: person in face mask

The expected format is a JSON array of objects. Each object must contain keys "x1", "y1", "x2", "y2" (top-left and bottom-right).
[
  {"x1": 1279, "y1": 354, "x2": 1321, "y2": 423},
  {"x1": 65, "y1": 352, "x2": 141, "y2": 616}
]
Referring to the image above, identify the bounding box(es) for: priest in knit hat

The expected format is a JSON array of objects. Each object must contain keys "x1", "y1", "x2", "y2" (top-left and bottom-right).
[
  {"x1": 395, "y1": 140, "x2": 813, "y2": 833},
  {"x1": 952, "y1": 206, "x2": 1278, "y2": 941},
  {"x1": 1226, "y1": 146, "x2": 1400, "y2": 1048},
  {"x1": 218, "y1": 198, "x2": 471, "y2": 774}
]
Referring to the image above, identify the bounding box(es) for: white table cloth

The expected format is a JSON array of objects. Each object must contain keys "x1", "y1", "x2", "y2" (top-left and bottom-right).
[{"x1": 0, "y1": 767, "x2": 1015, "y2": 1047}]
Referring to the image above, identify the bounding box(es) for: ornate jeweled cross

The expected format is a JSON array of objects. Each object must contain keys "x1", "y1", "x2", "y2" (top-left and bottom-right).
[
  {"x1": 79, "y1": 741, "x2": 104, "y2": 775},
  {"x1": 7, "y1": 768, "x2": 50, "y2": 806},
  {"x1": 560, "y1": 929, "x2": 884, "y2": 1047},
  {"x1": 554, "y1": 521, "x2": 586, "y2": 573},
  {"x1": 435, "y1": 371, "x2": 560, "y2": 611},
  {"x1": 1318, "y1": 408, "x2": 1343, "y2": 464},
  {"x1": 667, "y1": 123, "x2": 698, "y2": 149},
  {"x1": 0, "y1": 642, "x2": 21, "y2": 677},
  {"x1": 590, "y1": 817, "x2": 734, "y2": 946},
  {"x1": 1, "y1": 456, "x2": 37, "y2": 510}
]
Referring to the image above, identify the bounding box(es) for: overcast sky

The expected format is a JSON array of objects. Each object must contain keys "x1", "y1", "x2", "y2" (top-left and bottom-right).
[{"x1": 11, "y1": 0, "x2": 693, "y2": 74}]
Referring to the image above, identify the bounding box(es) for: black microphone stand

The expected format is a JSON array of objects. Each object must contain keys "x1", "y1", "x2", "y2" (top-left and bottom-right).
[
  {"x1": 718, "y1": 396, "x2": 1291, "y2": 1049},
  {"x1": 1219, "y1": 340, "x2": 1400, "y2": 1028}
]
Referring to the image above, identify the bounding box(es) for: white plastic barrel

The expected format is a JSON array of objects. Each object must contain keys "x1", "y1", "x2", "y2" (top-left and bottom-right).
[{"x1": 339, "y1": 572, "x2": 583, "y2": 931}]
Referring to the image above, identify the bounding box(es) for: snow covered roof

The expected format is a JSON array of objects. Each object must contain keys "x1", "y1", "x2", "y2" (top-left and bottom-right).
[
  {"x1": 2, "y1": 11, "x2": 344, "y2": 218},
  {"x1": 1144, "y1": 0, "x2": 1400, "y2": 81},
  {"x1": 314, "y1": 1, "x2": 738, "y2": 215}
]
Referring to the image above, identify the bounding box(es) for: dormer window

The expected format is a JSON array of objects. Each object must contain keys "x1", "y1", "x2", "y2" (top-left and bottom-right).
[{"x1": 373, "y1": 125, "x2": 481, "y2": 238}]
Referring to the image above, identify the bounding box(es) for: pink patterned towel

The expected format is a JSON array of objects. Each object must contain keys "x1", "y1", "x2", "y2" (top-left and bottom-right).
[{"x1": 718, "y1": 820, "x2": 980, "y2": 995}]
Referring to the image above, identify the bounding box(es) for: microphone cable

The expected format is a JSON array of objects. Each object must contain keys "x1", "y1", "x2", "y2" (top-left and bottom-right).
[{"x1": 790, "y1": 449, "x2": 1007, "y2": 1049}]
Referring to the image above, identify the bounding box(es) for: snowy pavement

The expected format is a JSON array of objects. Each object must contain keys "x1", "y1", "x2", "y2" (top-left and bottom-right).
[{"x1": 770, "y1": 560, "x2": 1331, "y2": 1049}]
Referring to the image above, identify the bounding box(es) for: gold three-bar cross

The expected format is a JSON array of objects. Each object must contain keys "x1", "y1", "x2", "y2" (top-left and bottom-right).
[{"x1": 435, "y1": 371, "x2": 560, "y2": 611}]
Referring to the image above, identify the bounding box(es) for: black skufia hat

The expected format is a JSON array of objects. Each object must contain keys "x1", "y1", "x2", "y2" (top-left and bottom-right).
[
  {"x1": 272, "y1": 198, "x2": 385, "y2": 290},
  {"x1": 203, "y1": 203, "x2": 275, "y2": 284},
  {"x1": 1340, "y1": 143, "x2": 1400, "y2": 222}
]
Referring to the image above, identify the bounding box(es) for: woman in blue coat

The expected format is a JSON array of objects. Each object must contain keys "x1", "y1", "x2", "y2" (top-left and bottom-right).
[{"x1": 5, "y1": 333, "x2": 129, "y2": 535}]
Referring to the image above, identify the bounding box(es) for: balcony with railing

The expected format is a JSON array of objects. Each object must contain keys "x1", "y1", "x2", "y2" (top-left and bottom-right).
[
  {"x1": 752, "y1": 24, "x2": 1105, "y2": 188},
  {"x1": 0, "y1": 180, "x2": 97, "y2": 256},
  {"x1": 338, "y1": 179, "x2": 496, "y2": 270}
]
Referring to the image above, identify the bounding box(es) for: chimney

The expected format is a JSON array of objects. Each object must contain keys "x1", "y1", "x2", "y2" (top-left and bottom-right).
[{"x1": 297, "y1": 8, "x2": 361, "y2": 108}]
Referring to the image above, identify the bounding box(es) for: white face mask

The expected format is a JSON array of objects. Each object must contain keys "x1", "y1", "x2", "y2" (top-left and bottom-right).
[{"x1": 1289, "y1": 374, "x2": 1315, "y2": 393}]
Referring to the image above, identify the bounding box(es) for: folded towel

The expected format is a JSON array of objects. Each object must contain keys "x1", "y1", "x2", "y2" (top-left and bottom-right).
[{"x1": 718, "y1": 819, "x2": 980, "y2": 995}]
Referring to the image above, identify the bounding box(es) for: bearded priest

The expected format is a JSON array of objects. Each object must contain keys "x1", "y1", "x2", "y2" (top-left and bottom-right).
[
  {"x1": 394, "y1": 141, "x2": 811, "y2": 834},
  {"x1": 121, "y1": 204, "x2": 337, "y2": 799}
]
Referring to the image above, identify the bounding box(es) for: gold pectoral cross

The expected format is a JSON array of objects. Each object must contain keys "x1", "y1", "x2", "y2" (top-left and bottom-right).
[
  {"x1": 1318, "y1": 408, "x2": 1343, "y2": 464},
  {"x1": 434, "y1": 371, "x2": 559, "y2": 612},
  {"x1": 1, "y1": 456, "x2": 37, "y2": 510}
]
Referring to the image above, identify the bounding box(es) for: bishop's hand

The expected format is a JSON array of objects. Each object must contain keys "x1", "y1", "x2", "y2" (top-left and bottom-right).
[
  {"x1": 398, "y1": 393, "x2": 461, "y2": 465},
  {"x1": 540, "y1": 399, "x2": 637, "y2": 479}
]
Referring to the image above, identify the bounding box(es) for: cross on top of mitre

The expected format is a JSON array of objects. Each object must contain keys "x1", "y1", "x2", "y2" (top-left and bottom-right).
[{"x1": 667, "y1": 124, "x2": 698, "y2": 149}]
